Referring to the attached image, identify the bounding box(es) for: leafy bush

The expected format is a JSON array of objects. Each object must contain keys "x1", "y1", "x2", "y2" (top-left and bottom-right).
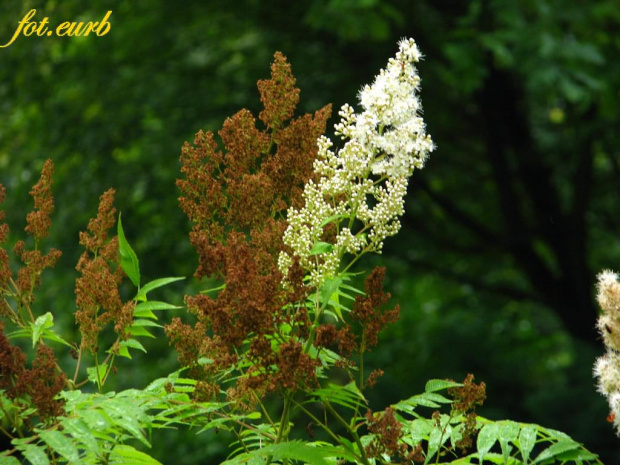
[{"x1": 0, "y1": 39, "x2": 600, "y2": 465}]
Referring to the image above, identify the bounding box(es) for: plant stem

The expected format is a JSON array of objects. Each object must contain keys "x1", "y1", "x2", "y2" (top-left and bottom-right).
[
  {"x1": 324, "y1": 401, "x2": 371, "y2": 465},
  {"x1": 72, "y1": 343, "x2": 83, "y2": 384},
  {"x1": 291, "y1": 398, "x2": 362, "y2": 461},
  {"x1": 265, "y1": 391, "x2": 293, "y2": 464}
]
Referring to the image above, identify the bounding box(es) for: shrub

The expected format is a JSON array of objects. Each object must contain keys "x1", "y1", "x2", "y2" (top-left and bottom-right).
[{"x1": 0, "y1": 39, "x2": 600, "y2": 465}]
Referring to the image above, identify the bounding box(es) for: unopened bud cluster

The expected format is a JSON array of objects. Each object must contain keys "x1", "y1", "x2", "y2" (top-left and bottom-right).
[
  {"x1": 279, "y1": 39, "x2": 435, "y2": 286},
  {"x1": 593, "y1": 270, "x2": 620, "y2": 432}
]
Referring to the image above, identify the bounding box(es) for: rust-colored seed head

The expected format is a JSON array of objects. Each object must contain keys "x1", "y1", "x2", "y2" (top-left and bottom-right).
[
  {"x1": 25, "y1": 159, "x2": 55, "y2": 241},
  {"x1": 169, "y1": 51, "x2": 331, "y2": 403}
]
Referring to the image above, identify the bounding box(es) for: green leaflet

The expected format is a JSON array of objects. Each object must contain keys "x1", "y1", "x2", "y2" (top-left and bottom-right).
[
  {"x1": 518, "y1": 425, "x2": 537, "y2": 463},
  {"x1": 134, "y1": 301, "x2": 181, "y2": 319},
  {"x1": 309, "y1": 241, "x2": 334, "y2": 255},
  {"x1": 109, "y1": 445, "x2": 163, "y2": 465},
  {"x1": 426, "y1": 414, "x2": 452, "y2": 464},
  {"x1": 31, "y1": 312, "x2": 53, "y2": 347},
  {"x1": 0, "y1": 456, "x2": 21, "y2": 465},
  {"x1": 60, "y1": 417, "x2": 101, "y2": 457},
  {"x1": 86, "y1": 364, "x2": 108, "y2": 388},
  {"x1": 19, "y1": 444, "x2": 50, "y2": 465},
  {"x1": 37, "y1": 429, "x2": 83, "y2": 464},
  {"x1": 312, "y1": 382, "x2": 367, "y2": 411},
  {"x1": 8, "y1": 322, "x2": 72, "y2": 349},
  {"x1": 114, "y1": 338, "x2": 147, "y2": 359},
  {"x1": 135, "y1": 277, "x2": 184, "y2": 302},
  {"x1": 499, "y1": 421, "x2": 520, "y2": 464},
  {"x1": 117, "y1": 213, "x2": 141, "y2": 288},
  {"x1": 477, "y1": 423, "x2": 499, "y2": 463},
  {"x1": 533, "y1": 439, "x2": 581, "y2": 463},
  {"x1": 394, "y1": 391, "x2": 452, "y2": 412},
  {"x1": 425, "y1": 378, "x2": 462, "y2": 393}
]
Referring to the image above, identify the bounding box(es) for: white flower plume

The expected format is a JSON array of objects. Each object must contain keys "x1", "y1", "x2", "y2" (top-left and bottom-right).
[{"x1": 279, "y1": 38, "x2": 435, "y2": 286}]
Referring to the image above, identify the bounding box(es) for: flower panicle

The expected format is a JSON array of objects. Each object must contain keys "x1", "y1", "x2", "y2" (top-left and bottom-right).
[
  {"x1": 75, "y1": 189, "x2": 132, "y2": 354},
  {"x1": 0, "y1": 184, "x2": 10, "y2": 292},
  {"x1": 25, "y1": 159, "x2": 55, "y2": 241},
  {"x1": 12, "y1": 160, "x2": 62, "y2": 304},
  {"x1": 279, "y1": 38, "x2": 435, "y2": 288},
  {"x1": 593, "y1": 269, "x2": 620, "y2": 433},
  {"x1": 168, "y1": 51, "x2": 331, "y2": 405}
]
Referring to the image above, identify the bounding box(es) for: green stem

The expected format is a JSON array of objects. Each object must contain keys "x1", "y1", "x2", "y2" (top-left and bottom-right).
[
  {"x1": 266, "y1": 392, "x2": 293, "y2": 464},
  {"x1": 72, "y1": 342, "x2": 84, "y2": 384},
  {"x1": 252, "y1": 389, "x2": 276, "y2": 429},
  {"x1": 291, "y1": 398, "x2": 362, "y2": 461},
  {"x1": 324, "y1": 401, "x2": 371, "y2": 465},
  {"x1": 275, "y1": 394, "x2": 292, "y2": 444}
]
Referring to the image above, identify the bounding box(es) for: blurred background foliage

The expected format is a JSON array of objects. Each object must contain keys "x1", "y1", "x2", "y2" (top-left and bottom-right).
[{"x1": 1, "y1": 0, "x2": 619, "y2": 462}]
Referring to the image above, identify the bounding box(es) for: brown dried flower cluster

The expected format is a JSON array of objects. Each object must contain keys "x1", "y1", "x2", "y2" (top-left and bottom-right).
[
  {"x1": 75, "y1": 189, "x2": 130, "y2": 353},
  {"x1": 168, "y1": 52, "x2": 331, "y2": 405},
  {"x1": 352, "y1": 267, "x2": 400, "y2": 349},
  {"x1": 12, "y1": 160, "x2": 62, "y2": 304},
  {"x1": 0, "y1": 323, "x2": 66, "y2": 420},
  {"x1": 365, "y1": 407, "x2": 409, "y2": 460},
  {"x1": 0, "y1": 185, "x2": 10, "y2": 298},
  {"x1": 25, "y1": 159, "x2": 55, "y2": 241},
  {"x1": 447, "y1": 373, "x2": 486, "y2": 452}
]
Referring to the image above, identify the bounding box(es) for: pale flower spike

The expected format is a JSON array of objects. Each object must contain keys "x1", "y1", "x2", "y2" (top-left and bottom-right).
[
  {"x1": 593, "y1": 269, "x2": 620, "y2": 433},
  {"x1": 279, "y1": 38, "x2": 435, "y2": 287}
]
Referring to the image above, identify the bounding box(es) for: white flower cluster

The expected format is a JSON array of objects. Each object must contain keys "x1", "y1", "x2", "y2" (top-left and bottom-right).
[
  {"x1": 593, "y1": 269, "x2": 620, "y2": 433},
  {"x1": 279, "y1": 39, "x2": 435, "y2": 287}
]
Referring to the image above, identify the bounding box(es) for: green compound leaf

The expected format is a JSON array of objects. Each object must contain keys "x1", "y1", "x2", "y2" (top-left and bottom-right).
[{"x1": 118, "y1": 213, "x2": 140, "y2": 288}]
